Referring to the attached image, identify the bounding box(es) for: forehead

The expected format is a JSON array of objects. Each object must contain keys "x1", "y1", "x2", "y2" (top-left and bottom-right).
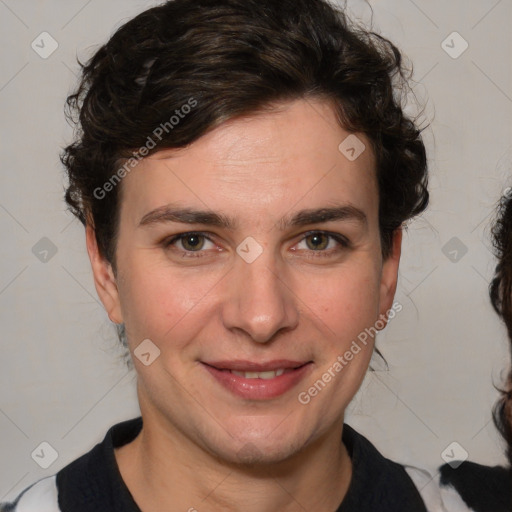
[{"x1": 119, "y1": 99, "x2": 378, "y2": 228}]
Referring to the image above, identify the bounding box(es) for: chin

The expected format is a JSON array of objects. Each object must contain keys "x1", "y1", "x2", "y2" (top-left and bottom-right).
[
  {"x1": 202, "y1": 421, "x2": 311, "y2": 467},
  {"x1": 223, "y1": 439, "x2": 304, "y2": 467}
]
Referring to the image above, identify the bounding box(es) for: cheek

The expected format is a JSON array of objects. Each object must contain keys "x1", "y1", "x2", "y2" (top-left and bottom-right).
[
  {"x1": 300, "y1": 264, "x2": 382, "y2": 336},
  {"x1": 116, "y1": 260, "x2": 225, "y2": 347},
  {"x1": 298, "y1": 267, "x2": 382, "y2": 402}
]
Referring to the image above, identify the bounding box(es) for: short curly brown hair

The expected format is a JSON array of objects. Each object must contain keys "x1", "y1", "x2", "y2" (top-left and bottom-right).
[
  {"x1": 489, "y1": 190, "x2": 512, "y2": 467},
  {"x1": 62, "y1": 0, "x2": 428, "y2": 274}
]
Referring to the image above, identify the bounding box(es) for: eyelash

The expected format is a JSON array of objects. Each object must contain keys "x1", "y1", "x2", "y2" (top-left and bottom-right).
[{"x1": 163, "y1": 231, "x2": 350, "y2": 259}]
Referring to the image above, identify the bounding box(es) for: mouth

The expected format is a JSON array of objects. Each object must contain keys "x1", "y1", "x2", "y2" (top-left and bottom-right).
[{"x1": 201, "y1": 360, "x2": 313, "y2": 400}]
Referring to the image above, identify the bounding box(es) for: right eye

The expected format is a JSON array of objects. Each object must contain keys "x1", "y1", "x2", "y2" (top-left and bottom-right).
[{"x1": 163, "y1": 232, "x2": 219, "y2": 258}]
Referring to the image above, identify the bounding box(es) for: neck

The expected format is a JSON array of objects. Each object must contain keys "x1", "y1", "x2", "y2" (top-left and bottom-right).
[{"x1": 115, "y1": 412, "x2": 352, "y2": 512}]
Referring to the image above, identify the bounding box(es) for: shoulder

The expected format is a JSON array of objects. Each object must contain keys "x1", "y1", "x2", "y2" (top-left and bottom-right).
[
  {"x1": 1, "y1": 417, "x2": 143, "y2": 512},
  {"x1": 437, "y1": 461, "x2": 511, "y2": 512},
  {"x1": 341, "y1": 424, "x2": 429, "y2": 511},
  {"x1": 0, "y1": 476, "x2": 60, "y2": 512}
]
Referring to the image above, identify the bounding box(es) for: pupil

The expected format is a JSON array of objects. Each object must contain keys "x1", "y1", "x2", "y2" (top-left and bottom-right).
[
  {"x1": 309, "y1": 233, "x2": 326, "y2": 250},
  {"x1": 185, "y1": 235, "x2": 202, "y2": 250}
]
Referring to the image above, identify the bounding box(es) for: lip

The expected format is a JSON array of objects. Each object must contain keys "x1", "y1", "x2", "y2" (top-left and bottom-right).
[
  {"x1": 203, "y1": 359, "x2": 308, "y2": 372},
  {"x1": 201, "y1": 360, "x2": 313, "y2": 400}
]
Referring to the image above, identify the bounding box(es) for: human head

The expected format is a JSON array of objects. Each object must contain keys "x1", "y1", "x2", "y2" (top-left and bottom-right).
[
  {"x1": 62, "y1": 0, "x2": 428, "y2": 275},
  {"x1": 489, "y1": 190, "x2": 512, "y2": 467},
  {"x1": 62, "y1": 0, "x2": 429, "y2": 465}
]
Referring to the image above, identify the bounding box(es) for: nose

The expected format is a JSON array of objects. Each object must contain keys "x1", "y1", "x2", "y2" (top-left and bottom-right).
[{"x1": 221, "y1": 250, "x2": 300, "y2": 344}]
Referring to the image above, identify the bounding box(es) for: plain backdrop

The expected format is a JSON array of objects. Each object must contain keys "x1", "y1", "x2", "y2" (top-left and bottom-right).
[{"x1": 1, "y1": 0, "x2": 511, "y2": 501}]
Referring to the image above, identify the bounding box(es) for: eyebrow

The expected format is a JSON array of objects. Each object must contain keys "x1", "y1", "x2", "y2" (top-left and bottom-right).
[{"x1": 138, "y1": 203, "x2": 367, "y2": 230}]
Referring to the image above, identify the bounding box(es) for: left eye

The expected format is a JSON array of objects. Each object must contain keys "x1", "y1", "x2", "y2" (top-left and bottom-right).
[{"x1": 294, "y1": 232, "x2": 347, "y2": 253}]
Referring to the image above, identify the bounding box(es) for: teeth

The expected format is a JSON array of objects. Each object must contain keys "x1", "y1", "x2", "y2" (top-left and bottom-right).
[
  {"x1": 231, "y1": 369, "x2": 286, "y2": 379},
  {"x1": 259, "y1": 371, "x2": 277, "y2": 380}
]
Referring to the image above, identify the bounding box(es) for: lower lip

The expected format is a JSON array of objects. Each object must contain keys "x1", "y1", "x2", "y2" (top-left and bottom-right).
[{"x1": 201, "y1": 363, "x2": 313, "y2": 400}]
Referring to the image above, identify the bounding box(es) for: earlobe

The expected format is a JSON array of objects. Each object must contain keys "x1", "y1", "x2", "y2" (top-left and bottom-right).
[
  {"x1": 85, "y1": 224, "x2": 124, "y2": 324},
  {"x1": 378, "y1": 228, "x2": 402, "y2": 328}
]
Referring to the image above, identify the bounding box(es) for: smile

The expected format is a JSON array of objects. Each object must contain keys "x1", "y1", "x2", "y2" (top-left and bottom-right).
[{"x1": 201, "y1": 360, "x2": 313, "y2": 400}]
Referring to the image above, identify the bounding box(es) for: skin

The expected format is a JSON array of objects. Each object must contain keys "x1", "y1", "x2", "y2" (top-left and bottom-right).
[{"x1": 86, "y1": 98, "x2": 402, "y2": 512}]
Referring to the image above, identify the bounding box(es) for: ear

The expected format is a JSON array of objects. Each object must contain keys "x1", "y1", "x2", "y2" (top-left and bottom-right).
[
  {"x1": 377, "y1": 228, "x2": 402, "y2": 328},
  {"x1": 85, "y1": 224, "x2": 124, "y2": 324}
]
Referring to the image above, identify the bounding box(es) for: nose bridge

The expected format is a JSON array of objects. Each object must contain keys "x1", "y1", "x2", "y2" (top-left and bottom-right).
[{"x1": 222, "y1": 247, "x2": 298, "y2": 343}]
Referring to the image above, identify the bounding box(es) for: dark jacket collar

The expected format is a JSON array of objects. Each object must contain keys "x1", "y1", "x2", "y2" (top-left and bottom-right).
[{"x1": 56, "y1": 417, "x2": 426, "y2": 512}]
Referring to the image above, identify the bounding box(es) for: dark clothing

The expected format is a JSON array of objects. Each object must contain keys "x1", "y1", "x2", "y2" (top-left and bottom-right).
[
  {"x1": 3, "y1": 417, "x2": 427, "y2": 511},
  {"x1": 439, "y1": 461, "x2": 512, "y2": 512}
]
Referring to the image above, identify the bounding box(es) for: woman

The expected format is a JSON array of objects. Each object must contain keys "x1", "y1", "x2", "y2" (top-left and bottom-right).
[
  {"x1": 489, "y1": 189, "x2": 512, "y2": 470},
  {"x1": 437, "y1": 190, "x2": 512, "y2": 511},
  {"x1": 1, "y1": 0, "x2": 433, "y2": 510}
]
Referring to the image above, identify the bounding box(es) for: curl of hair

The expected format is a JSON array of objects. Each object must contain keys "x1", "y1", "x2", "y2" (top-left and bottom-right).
[{"x1": 489, "y1": 191, "x2": 512, "y2": 467}]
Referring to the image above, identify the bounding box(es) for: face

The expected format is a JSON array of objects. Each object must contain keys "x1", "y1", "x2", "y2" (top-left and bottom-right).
[{"x1": 88, "y1": 99, "x2": 400, "y2": 465}]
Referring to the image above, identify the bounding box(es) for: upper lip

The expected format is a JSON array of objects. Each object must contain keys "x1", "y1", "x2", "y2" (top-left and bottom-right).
[{"x1": 202, "y1": 360, "x2": 311, "y2": 372}]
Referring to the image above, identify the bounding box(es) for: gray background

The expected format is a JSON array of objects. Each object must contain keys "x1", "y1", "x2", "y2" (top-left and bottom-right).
[{"x1": 1, "y1": 0, "x2": 511, "y2": 501}]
